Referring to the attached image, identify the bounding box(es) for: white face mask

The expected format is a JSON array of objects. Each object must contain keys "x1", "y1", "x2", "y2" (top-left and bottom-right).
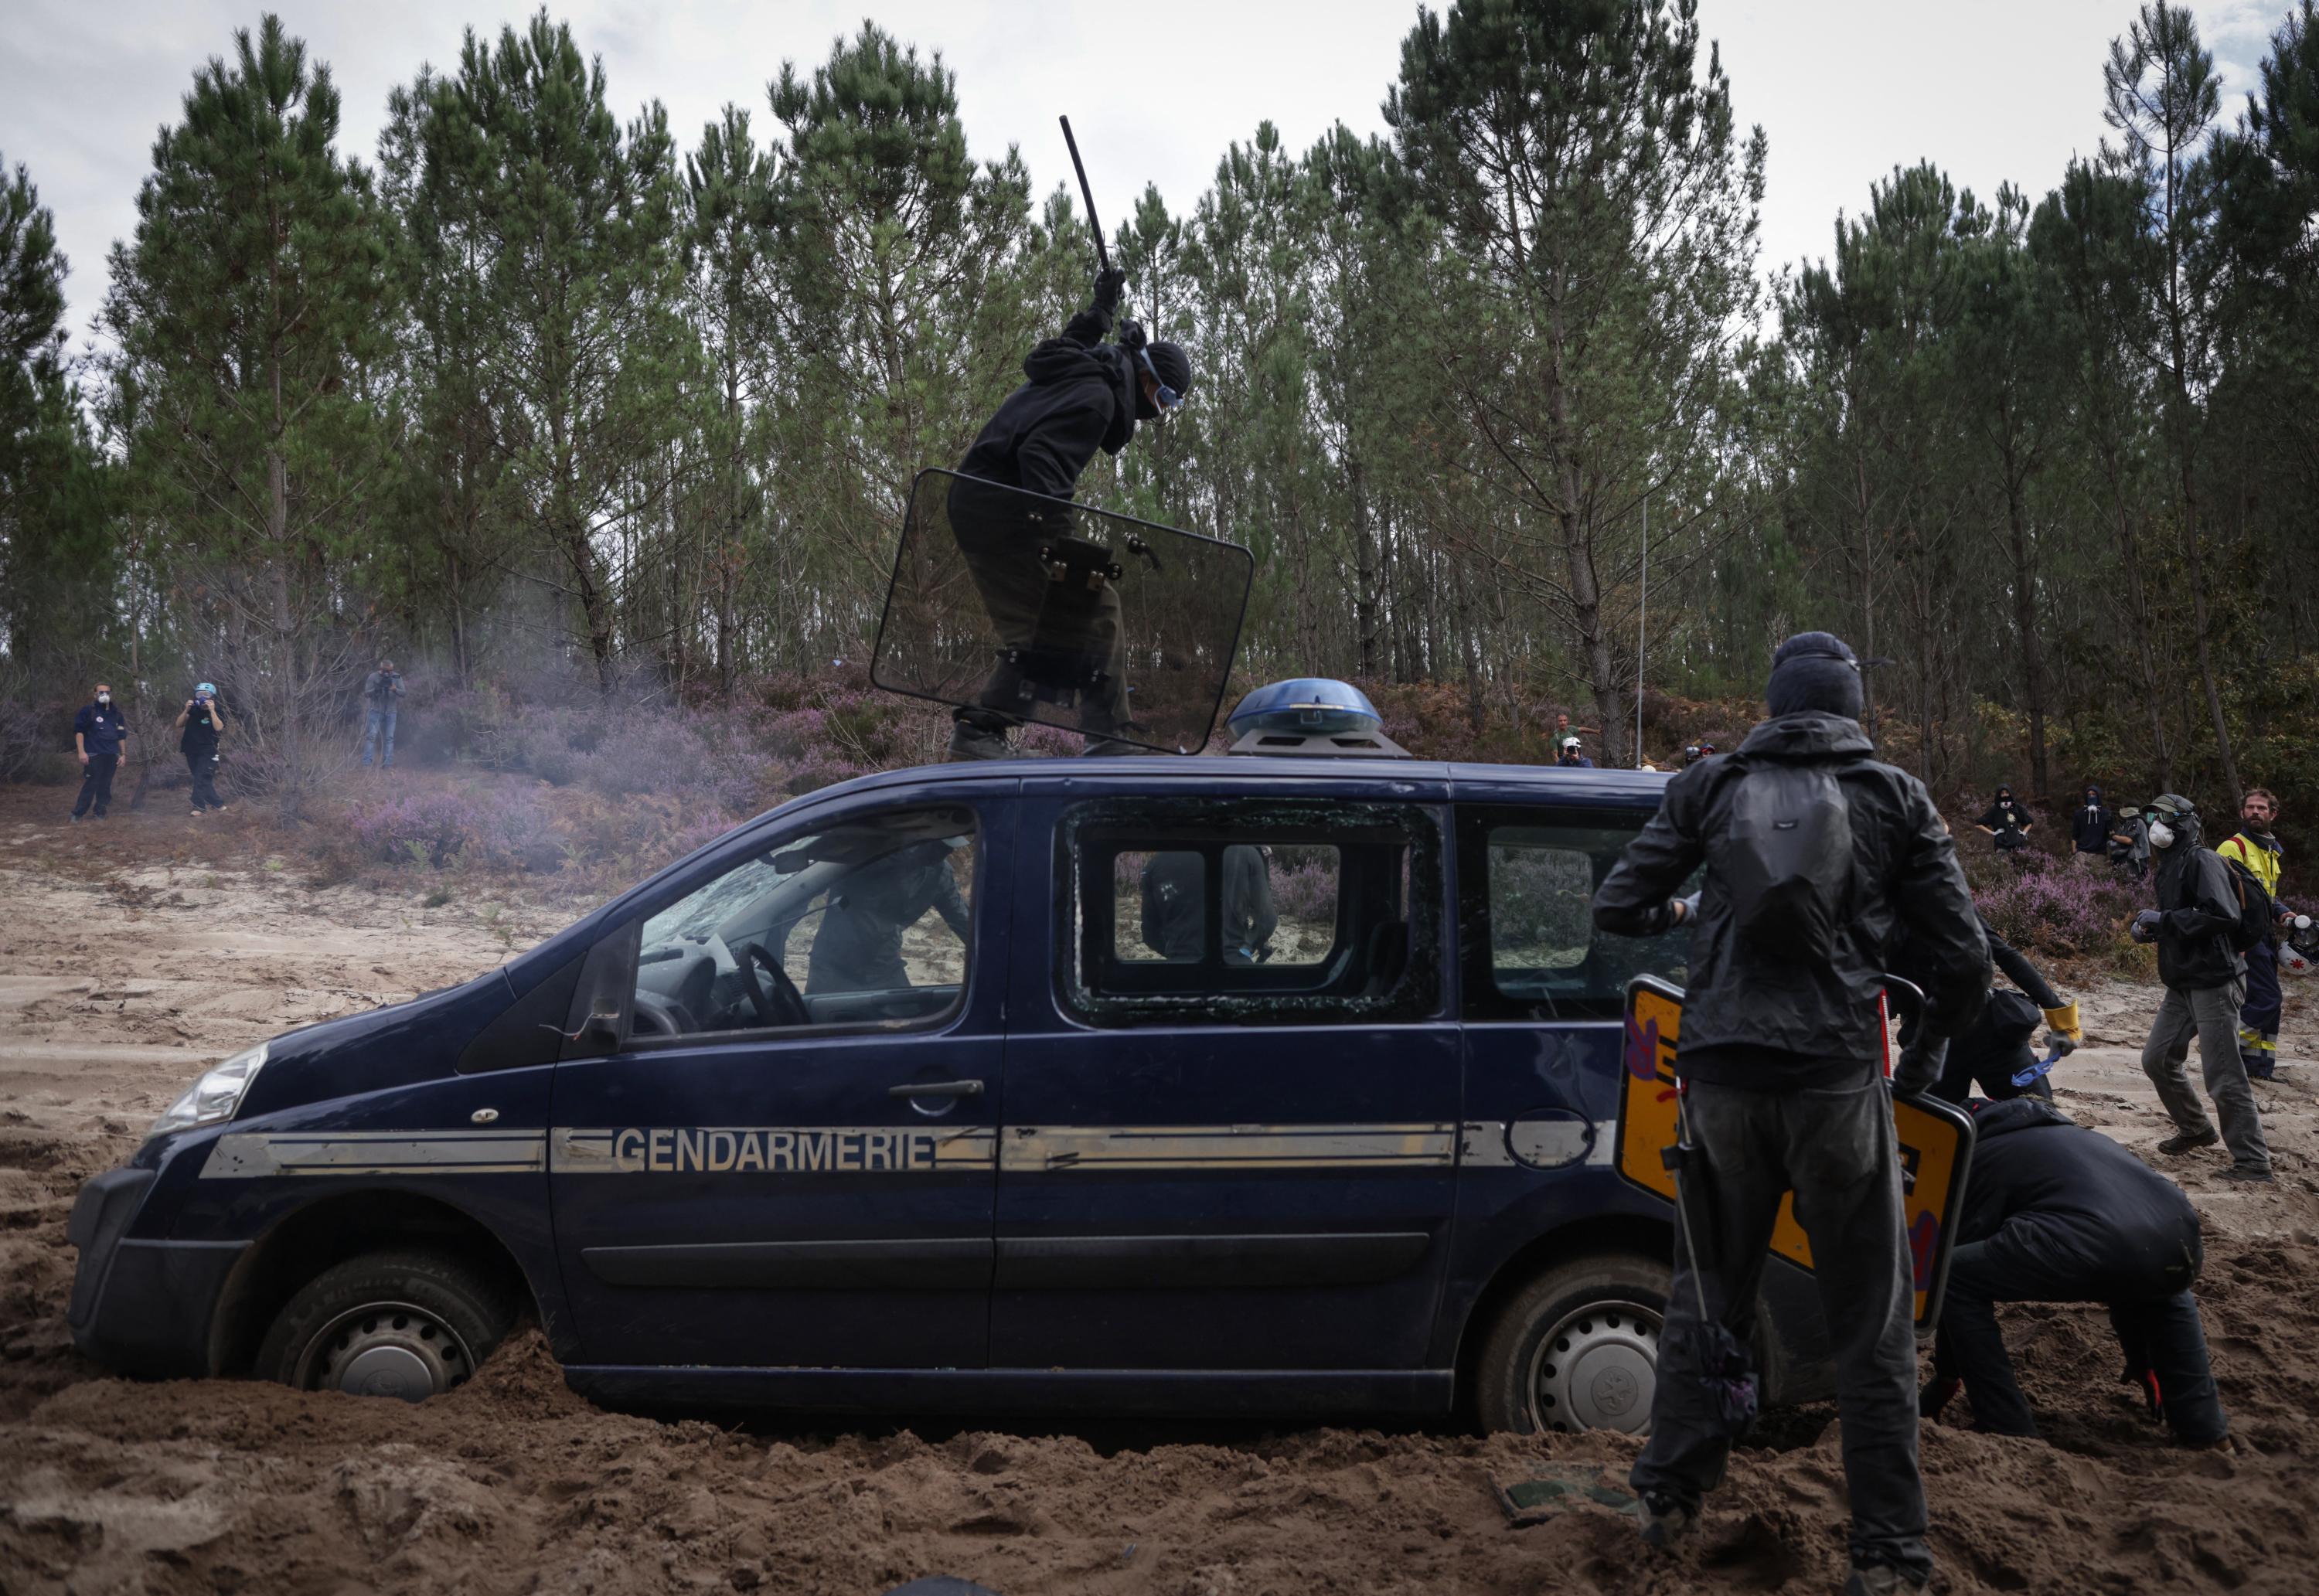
[
  {"x1": 96, "y1": 693, "x2": 111, "y2": 705},
  {"x1": 2148, "y1": 820, "x2": 2177, "y2": 849}
]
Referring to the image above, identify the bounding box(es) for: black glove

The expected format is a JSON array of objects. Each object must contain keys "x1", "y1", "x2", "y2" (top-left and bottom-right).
[
  {"x1": 2130, "y1": 910, "x2": 2161, "y2": 944},
  {"x1": 1893, "y1": 1033, "x2": 1946, "y2": 1097},
  {"x1": 1093, "y1": 266, "x2": 1125, "y2": 314},
  {"x1": 1115, "y1": 318, "x2": 1148, "y2": 354}
]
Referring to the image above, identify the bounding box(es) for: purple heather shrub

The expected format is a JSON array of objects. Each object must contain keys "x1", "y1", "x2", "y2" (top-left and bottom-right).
[
  {"x1": 346, "y1": 784, "x2": 551, "y2": 869},
  {"x1": 1973, "y1": 856, "x2": 2147, "y2": 961},
  {"x1": 1269, "y1": 857, "x2": 1340, "y2": 925}
]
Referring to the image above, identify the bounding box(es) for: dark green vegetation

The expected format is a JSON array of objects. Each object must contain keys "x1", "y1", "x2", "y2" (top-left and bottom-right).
[{"x1": 2, "y1": 2, "x2": 2316, "y2": 838}]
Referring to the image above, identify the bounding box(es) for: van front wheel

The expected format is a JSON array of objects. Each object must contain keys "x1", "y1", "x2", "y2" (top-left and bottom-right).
[
  {"x1": 256, "y1": 1250, "x2": 518, "y2": 1401},
  {"x1": 1475, "y1": 1254, "x2": 1669, "y2": 1434}
]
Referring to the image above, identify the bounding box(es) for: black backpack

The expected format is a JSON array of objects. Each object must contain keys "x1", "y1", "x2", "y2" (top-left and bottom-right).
[
  {"x1": 1724, "y1": 759, "x2": 1854, "y2": 963},
  {"x1": 2222, "y1": 856, "x2": 2276, "y2": 955}
]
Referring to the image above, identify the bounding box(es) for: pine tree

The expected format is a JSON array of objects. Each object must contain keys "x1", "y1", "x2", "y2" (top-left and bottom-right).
[
  {"x1": 101, "y1": 15, "x2": 397, "y2": 811},
  {"x1": 413, "y1": 12, "x2": 693, "y2": 696},
  {"x1": 1388, "y1": 0, "x2": 1764, "y2": 764}
]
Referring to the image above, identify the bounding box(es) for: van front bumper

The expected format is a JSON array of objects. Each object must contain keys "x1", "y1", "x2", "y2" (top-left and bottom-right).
[{"x1": 67, "y1": 1167, "x2": 247, "y2": 1377}]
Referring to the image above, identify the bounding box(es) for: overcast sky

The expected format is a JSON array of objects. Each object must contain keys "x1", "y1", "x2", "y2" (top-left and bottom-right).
[{"x1": 0, "y1": 0, "x2": 2293, "y2": 359}]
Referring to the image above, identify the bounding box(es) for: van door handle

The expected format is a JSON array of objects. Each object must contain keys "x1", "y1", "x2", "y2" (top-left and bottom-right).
[{"x1": 887, "y1": 1078, "x2": 985, "y2": 1100}]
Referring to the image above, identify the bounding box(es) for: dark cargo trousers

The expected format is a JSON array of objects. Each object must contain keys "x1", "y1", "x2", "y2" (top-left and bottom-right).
[
  {"x1": 947, "y1": 477, "x2": 1129, "y2": 738},
  {"x1": 72, "y1": 751, "x2": 119, "y2": 818},
  {"x1": 1632, "y1": 1074, "x2": 1929, "y2": 1583},
  {"x1": 1935, "y1": 1240, "x2": 2224, "y2": 1442},
  {"x1": 2142, "y1": 978, "x2": 2270, "y2": 1173}
]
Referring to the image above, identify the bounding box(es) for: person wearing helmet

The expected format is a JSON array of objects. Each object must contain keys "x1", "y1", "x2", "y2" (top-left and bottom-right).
[
  {"x1": 2217, "y1": 788, "x2": 2294, "y2": 1080},
  {"x1": 172, "y1": 683, "x2": 230, "y2": 815},
  {"x1": 2131, "y1": 795, "x2": 2272, "y2": 1181},
  {"x1": 1554, "y1": 736, "x2": 1595, "y2": 769},
  {"x1": 945, "y1": 267, "x2": 1193, "y2": 761}
]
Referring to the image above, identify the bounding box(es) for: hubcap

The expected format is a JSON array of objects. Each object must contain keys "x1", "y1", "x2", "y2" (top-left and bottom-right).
[
  {"x1": 1527, "y1": 1298, "x2": 1661, "y2": 1434},
  {"x1": 299, "y1": 1302, "x2": 473, "y2": 1401}
]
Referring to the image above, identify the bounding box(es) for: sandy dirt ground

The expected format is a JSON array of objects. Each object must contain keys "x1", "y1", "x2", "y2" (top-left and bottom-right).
[{"x1": 5, "y1": 790, "x2": 2319, "y2": 1594}]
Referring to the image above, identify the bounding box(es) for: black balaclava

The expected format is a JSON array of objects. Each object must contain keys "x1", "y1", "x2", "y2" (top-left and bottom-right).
[
  {"x1": 1766, "y1": 631, "x2": 1864, "y2": 720},
  {"x1": 1132, "y1": 340, "x2": 1192, "y2": 422}
]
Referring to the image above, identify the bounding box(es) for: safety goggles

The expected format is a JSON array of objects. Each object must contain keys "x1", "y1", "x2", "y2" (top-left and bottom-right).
[{"x1": 1136, "y1": 349, "x2": 1183, "y2": 410}]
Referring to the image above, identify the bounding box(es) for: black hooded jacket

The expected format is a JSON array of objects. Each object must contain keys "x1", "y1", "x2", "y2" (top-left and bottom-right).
[
  {"x1": 1592, "y1": 712, "x2": 1989, "y2": 1087},
  {"x1": 1954, "y1": 1097, "x2": 2202, "y2": 1297},
  {"x1": 955, "y1": 304, "x2": 1136, "y2": 501},
  {"x1": 2153, "y1": 828, "x2": 2244, "y2": 992},
  {"x1": 2070, "y1": 788, "x2": 2114, "y2": 853}
]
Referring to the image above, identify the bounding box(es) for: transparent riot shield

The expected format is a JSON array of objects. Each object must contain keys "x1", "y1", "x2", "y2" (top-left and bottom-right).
[{"x1": 871, "y1": 469, "x2": 1255, "y2": 755}]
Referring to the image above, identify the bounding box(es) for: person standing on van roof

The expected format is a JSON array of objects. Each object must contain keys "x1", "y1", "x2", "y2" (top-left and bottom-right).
[
  {"x1": 945, "y1": 267, "x2": 1191, "y2": 762},
  {"x1": 2133, "y1": 795, "x2": 2272, "y2": 1180},
  {"x1": 70, "y1": 681, "x2": 131, "y2": 822},
  {"x1": 1921, "y1": 1096, "x2": 2226, "y2": 1447},
  {"x1": 1593, "y1": 630, "x2": 1988, "y2": 1596}
]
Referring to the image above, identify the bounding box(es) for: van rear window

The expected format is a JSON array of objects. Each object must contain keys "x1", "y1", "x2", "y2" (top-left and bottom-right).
[{"x1": 1061, "y1": 799, "x2": 1439, "y2": 1026}]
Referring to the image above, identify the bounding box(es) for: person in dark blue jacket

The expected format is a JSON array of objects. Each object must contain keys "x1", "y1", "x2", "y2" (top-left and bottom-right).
[
  {"x1": 946, "y1": 270, "x2": 1192, "y2": 761},
  {"x1": 70, "y1": 682, "x2": 131, "y2": 822},
  {"x1": 1923, "y1": 1097, "x2": 2226, "y2": 1445}
]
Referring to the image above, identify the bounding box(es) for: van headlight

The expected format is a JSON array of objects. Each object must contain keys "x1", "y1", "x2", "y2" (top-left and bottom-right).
[{"x1": 151, "y1": 1043, "x2": 268, "y2": 1138}]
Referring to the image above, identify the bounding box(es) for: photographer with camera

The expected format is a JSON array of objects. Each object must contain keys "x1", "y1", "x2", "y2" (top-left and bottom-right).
[
  {"x1": 359, "y1": 658, "x2": 405, "y2": 771},
  {"x1": 172, "y1": 682, "x2": 230, "y2": 815}
]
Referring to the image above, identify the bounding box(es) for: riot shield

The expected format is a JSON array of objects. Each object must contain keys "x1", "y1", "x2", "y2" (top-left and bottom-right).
[{"x1": 871, "y1": 469, "x2": 1254, "y2": 755}]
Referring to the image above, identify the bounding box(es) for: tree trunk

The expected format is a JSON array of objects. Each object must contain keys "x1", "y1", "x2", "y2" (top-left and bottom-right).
[{"x1": 2002, "y1": 468, "x2": 2050, "y2": 798}]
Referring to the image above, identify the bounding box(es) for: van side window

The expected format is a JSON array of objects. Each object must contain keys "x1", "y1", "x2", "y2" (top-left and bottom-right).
[
  {"x1": 1062, "y1": 799, "x2": 1438, "y2": 1026},
  {"x1": 628, "y1": 806, "x2": 976, "y2": 1043},
  {"x1": 1459, "y1": 807, "x2": 1694, "y2": 1022}
]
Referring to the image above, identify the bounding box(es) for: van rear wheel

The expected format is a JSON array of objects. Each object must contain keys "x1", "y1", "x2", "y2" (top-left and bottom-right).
[
  {"x1": 256, "y1": 1250, "x2": 517, "y2": 1401},
  {"x1": 1475, "y1": 1254, "x2": 1669, "y2": 1434}
]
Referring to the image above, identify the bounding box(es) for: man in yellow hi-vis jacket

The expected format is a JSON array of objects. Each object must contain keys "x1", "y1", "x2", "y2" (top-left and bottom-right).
[{"x1": 2218, "y1": 788, "x2": 2291, "y2": 1080}]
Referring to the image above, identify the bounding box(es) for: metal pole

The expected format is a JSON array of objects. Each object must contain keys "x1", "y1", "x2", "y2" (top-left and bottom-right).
[{"x1": 1635, "y1": 498, "x2": 1647, "y2": 767}]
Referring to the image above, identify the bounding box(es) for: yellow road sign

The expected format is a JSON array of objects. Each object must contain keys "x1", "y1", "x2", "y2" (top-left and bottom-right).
[{"x1": 1617, "y1": 975, "x2": 1973, "y2": 1329}]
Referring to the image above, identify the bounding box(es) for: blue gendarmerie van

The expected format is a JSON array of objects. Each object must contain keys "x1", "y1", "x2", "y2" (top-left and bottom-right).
[{"x1": 67, "y1": 703, "x2": 1839, "y2": 1432}]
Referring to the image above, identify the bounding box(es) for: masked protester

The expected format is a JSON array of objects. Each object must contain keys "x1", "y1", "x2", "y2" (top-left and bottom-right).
[
  {"x1": 1922, "y1": 1097, "x2": 2227, "y2": 1446},
  {"x1": 2133, "y1": 795, "x2": 2272, "y2": 1181},
  {"x1": 1975, "y1": 785, "x2": 2035, "y2": 859},
  {"x1": 2070, "y1": 785, "x2": 2116, "y2": 868},
  {"x1": 2110, "y1": 808, "x2": 2152, "y2": 883},
  {"x1": 70, "y1": 682, "x2": 131, "y2": 822},
  {"x1": 1554, "y1": 735, "x2": 1595, "y2": 769},
  {"x1": 1592, "y1": 631, "x2": 1987, "y2": 1596},
  {"x1": 172, "y1": 683, "x2": 230, "y2": 815},
  {"x1": 946, "y1": 268, "x2": 1192, "y2": 761},
  {"x1": 2218, "y1": 788, "x2": 2294, "y2": 1080}
]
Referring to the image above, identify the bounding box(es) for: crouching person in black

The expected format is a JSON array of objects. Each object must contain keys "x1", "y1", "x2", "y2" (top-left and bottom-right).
[{"x1": 1925, "y1": 1097, "x2": 2227, "y2": 1445}]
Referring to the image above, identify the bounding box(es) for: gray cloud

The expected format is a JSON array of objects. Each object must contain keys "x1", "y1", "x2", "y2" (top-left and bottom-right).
[{"x1": 0, "y1": 0, "x2": 2288, "y2": 360}]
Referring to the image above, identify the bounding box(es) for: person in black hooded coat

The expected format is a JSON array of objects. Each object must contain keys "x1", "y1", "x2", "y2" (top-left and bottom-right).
[
  {"x1": 1923, "y1": 1096, "x2": 2226, "y2": 1445},
  {"x1": 945, "y1": 271, "x2": 1192, "y2": 761},
  {"x1": 1593, "y1": 631, "x2": 1987, "y2": 1593}
]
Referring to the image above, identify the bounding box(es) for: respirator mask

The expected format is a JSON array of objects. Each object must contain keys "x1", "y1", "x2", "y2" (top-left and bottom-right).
[{"x1": 2147, "y1": 820, "x2": 2176, "y2": 849}]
